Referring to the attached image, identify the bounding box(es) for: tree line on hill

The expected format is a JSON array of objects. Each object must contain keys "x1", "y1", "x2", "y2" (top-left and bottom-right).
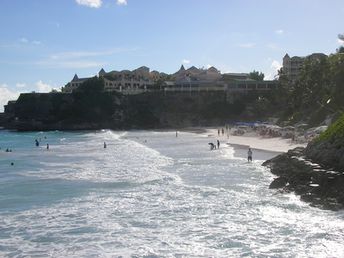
[{"x1": 276, "y1": 49, "x2": 344, "y2": 126}]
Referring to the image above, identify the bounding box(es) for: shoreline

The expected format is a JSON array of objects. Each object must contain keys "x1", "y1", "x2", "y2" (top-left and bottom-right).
[
  {"x1": 205, "y1": 128, "x2": 307, "y2": 153},
  {"x1": 0, "y1": 126, "x2": 306, "y2": 161},
  {"x1": 227, "y1": 143, "x2": 283, "y2": 161}
]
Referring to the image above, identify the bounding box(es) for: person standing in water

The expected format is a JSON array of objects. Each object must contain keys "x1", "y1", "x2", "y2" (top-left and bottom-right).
[
  {"x1": 46, "y1": 144, "x2": 49, "y2": 150},
  {"x1": 104, "y1": 142, "x2": 107, "y2": 148},
  {"x1": 176, "y1": 131, "x2": 178, "y2": 138},
  {"x1": 248, "y1": 148, "x2": 253, "y2": 162},
  {"x1": 217, "y1": 139, "x2": 220, "y2": 149}
]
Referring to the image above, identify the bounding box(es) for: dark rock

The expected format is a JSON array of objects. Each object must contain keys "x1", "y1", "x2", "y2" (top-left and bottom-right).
[
  {"x1": 269, "y1": 177, "x2": 288, "y2": 189},
  {"x1": 305, "y1": 139, "x2": 344, "y2": 172},
  {"x1": 263, "y1": 147, "x2": 344, "y2": 211}
]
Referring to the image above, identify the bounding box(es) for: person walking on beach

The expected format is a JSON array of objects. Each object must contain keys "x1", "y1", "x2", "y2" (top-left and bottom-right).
[
  {"x1": 248, "y1": 148, "x2": 253, "y2": 162},
  {"x1": 176, "y1": 131, "x2": 178, "y2": 138},
  {"x1": 217, "y1": 139, "x2": 220, "y2": 149}
]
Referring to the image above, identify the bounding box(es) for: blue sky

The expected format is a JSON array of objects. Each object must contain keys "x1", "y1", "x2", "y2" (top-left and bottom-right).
[{"x1": 1, "y1": 0, "x2": 344, "y2": 110}]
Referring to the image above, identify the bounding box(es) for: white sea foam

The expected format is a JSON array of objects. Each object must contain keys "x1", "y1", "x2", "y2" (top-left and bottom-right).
[{"x1": 1, "y1": 130, "x2": 344, "y2": 257}]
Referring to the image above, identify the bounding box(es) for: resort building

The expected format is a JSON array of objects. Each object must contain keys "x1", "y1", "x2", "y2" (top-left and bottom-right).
[
  {"x1": 163, "y1": 79, "x2": 278, "y2": 93},
  {"x1": 282, "y1": 53, "x2": 327, "y2": 81},
  {"x1": 102, "y1": 66, "x2": 154, "y2": 92},
  {"x1": 222, "y1": 73, "x2": 250, "y2": 81},
  {"x1": 173, "y1": 65, "x2": 222, "y2": 84},
  {"x1": 64, "y1": 74, "x2": 90, "y2": 92},
  {"x1": 63, "y1": 67, "x2": 156, "y2": 93},
  {"x1": 63, "y1": 64, "x2": 278, "y2": 94}
]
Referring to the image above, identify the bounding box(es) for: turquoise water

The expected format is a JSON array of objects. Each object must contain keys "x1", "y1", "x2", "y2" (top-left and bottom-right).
[{"x1": 0, "y1": 130, "x2": 344, "y2": 257}]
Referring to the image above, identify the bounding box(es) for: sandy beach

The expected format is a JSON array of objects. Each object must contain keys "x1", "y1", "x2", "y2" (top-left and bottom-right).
[{"x1": 206, "y1": 128, "x2": 307, "y2": 160}]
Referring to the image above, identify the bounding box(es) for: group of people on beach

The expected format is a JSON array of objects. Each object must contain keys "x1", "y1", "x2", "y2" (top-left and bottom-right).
[
  {"x1": 217, "y1": 125, "x2": 230, "y2": 138},
  {"x1": 209, "y1": 140, "x2": 221, "y2": 150},
  {"x1": 215, "y1": 126, "x2": 253, "y2": 162}
]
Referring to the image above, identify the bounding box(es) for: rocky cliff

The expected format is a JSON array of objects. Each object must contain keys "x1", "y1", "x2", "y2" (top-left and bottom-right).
[
  {"x1": 263, "y1": 113, "x2": 344, "y2": 210},
  {"x1": 304, "y1": 113, "x2": 344, "y2": 172},
  {"x1": 1, "y1": 91, "x2": 267, "y2": 131}
]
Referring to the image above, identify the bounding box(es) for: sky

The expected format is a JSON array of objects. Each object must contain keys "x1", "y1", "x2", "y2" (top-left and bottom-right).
[{"x1": 1, "y1": 0, "x2": 344, "y2": 111}]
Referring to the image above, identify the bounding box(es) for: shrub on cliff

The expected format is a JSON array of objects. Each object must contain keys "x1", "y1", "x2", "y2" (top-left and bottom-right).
[
  {"x1": 305, "y1": 113, "x2": 344, "y2": 171},
  {"x1": 316, "y1": 113, "x2": 344, "y2": 143},
  {"x1": 75, "y1": 77, "x2": 104, "y2": 93},
  {"x1": 70, "y1": 77, "x2": 114, "y2": 122}
]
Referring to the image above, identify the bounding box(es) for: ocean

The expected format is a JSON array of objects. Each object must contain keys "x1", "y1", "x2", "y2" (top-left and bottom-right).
[{"x1": 0, "y1": 129, "x2": 344, "y2": 257}]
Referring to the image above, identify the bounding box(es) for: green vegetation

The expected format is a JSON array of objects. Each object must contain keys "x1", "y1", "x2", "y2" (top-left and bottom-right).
[
  {"x1": 248, "y1": 70, "x2": 265, "y2": 81},
  {"x1": 337, "y1": 46, "x2": 344, "y2": 54},
  {"x1": 70, "y1": 77, "x2": 115, "y2": 122},
  {"x1": 75, "y1": 76, "x2": 105, "y2": 93},
  {"x1": 152, "y1": 74, "x2": 172, "y2": 89},
  {"x1": 317, "y1": 113, "x2": 344, "y2": 142},
  {"x1": 276, "y1": 52, "x2": 344, "y2": 126}
]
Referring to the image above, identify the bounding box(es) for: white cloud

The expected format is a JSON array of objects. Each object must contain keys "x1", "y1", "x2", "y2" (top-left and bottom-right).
[
  {"x1": 19, "y1": 37, "x2": 29, "y2": 43},
  {"x1": 275, "y1": 29, "x2": 284, "y2": 35},
  {"x1": 265, "y1": 60, "x2": 282, "y2": 80},
  {"x1": 36, "y1": 59, "x2": 105, "y2": 69},
  {"x1": 16, "y1": 83, "x2": 27, "y2": 88},
  {"x1": 0, "y1": 84, "x2": 20, "y2": 112},
  {"x1": 182, "y1": 59, "x2": 190, "y2": 64},
  {"x1": 338, "y1": 38, "x2": 344, "y2": 45},
  {"x1": 55, "y1": 61, "x2": 105, "y2": 69},
  {"x1": 18, "y1": 38, "x2": 42, "y2": 46},
  {"x1": 50, "y1": 48, "x2": 137, "y2": 60},
  {"x1": 238, "y1": 43, "x2": 256, "y2": 48},
  {"x1": 117, "y1": 0, "x2": 127, "y2": 5},
  {"x1": 75, "y1": 0, "x2": 102, "y2": 8},
  {"x1": 32, "y1": 40, "x2": 42, "y2": 45},
  {"x1": 36, "y1": 81, "x2": 53, "y2": 93},
  {"x1": 51, "y1": 50, "x2": 113, "y2": 60},
  {"x1": 271, "y1": 60, "x2": 282, "y2": 70},
  {"x1": 267, "y1": 43, "x2": 281, "y2": 51},
  {"x1": 37, "y1": 48, "x2": 137, "y2": 69}
]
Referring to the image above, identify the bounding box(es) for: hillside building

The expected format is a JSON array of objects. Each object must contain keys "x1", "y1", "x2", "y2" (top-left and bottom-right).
[
  {"x1": 63, "y1": 67, "x2": 156, "y2": 93},
  {"x1": 282, "y1": 53, "x2": 327, "y2": 81},
  {"x1": 63, "y1": 64, "x2": 278, "y2": 94},
  {"x1": 173, "y1": 65, "x2": 222, "y2": 84}
]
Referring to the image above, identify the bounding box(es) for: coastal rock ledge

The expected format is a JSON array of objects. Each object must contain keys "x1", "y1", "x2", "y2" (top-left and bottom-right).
[{"x1": 263, "y1": 147, "x2": 344, "y2": 211}]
